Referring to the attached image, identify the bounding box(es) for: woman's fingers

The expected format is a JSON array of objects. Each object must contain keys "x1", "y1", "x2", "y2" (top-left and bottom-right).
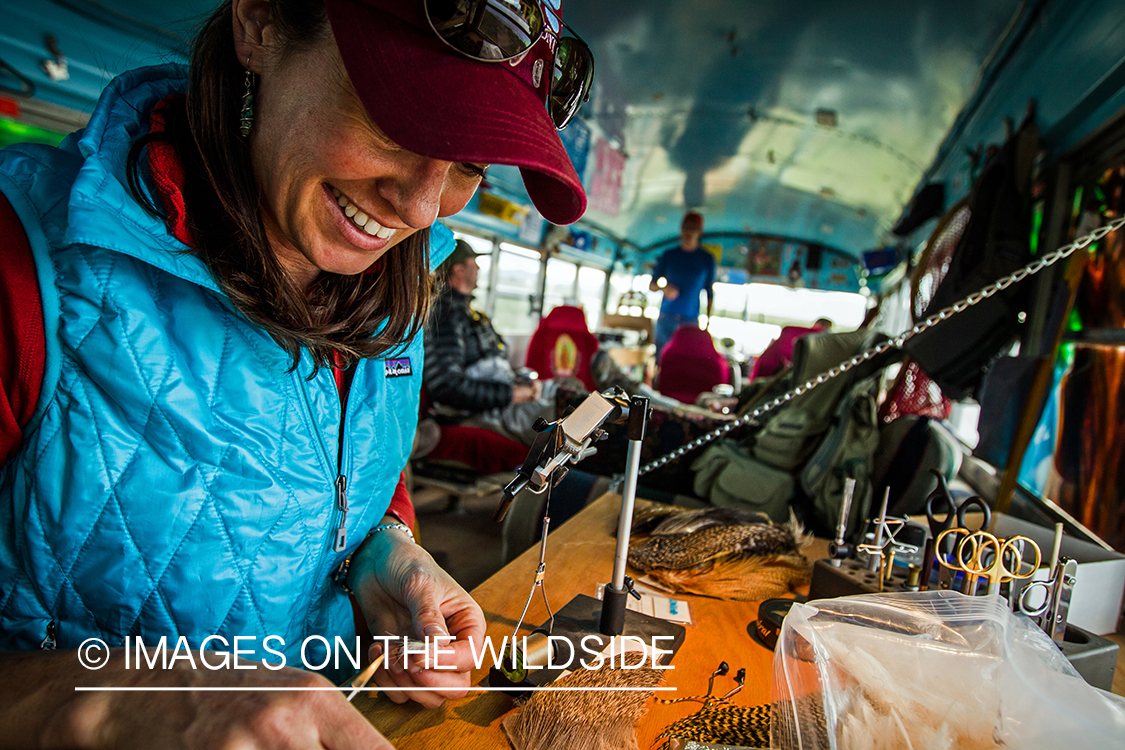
[
  {"x1": 371, "y1": 661, "x2": 410, "y2": 705},
  {"x1": 350, "y1": 522, "x2": 486, "y2": 707},
  {"x1": 375, "y1": 667, "x2": 467, "y2": 709}
]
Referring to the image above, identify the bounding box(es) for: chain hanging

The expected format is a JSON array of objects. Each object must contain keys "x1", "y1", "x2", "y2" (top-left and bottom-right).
[{"x1": 612, "y1": 214, "x2": 1125, "y2": 489}]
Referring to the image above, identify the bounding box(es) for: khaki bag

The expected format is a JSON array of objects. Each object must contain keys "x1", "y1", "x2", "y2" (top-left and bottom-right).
[
  {"x1": 692, "y1": 329, "x2": 883, "y2": 535},
  {"x1": 692, "y1": 440, "x2": 795, "y2": 522}
]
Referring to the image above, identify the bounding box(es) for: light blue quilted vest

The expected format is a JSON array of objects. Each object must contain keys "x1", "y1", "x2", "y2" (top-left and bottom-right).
[{"x1": 0, "y1": 66, "x2": 452, "y2": 674}]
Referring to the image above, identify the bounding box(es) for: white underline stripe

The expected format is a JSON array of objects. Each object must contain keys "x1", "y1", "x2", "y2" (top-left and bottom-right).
[{"x1": 75, "y1": 686, "x2": 677, "y2": 692}]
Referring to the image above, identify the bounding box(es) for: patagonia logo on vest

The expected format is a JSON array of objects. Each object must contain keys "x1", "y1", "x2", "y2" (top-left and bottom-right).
[{"x1": 385, "y1": 358, "x2": 412, "y2": 377}]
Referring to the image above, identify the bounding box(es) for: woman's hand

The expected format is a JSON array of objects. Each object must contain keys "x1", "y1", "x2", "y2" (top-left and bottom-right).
[
  {"x1": 0, "y1": 649, "x2": 392, "y2": 750},
  {"x1": 511, "y1": 380, "x2": 542, "y2": 404},
  {"x1": 349, "y1": 526, "x2": 485, "y2": 708}
]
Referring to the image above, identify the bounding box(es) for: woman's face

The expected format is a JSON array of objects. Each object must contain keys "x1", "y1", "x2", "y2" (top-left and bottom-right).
[{"x1": 248, "y1": 30, "x2": 487, "y2": 290}]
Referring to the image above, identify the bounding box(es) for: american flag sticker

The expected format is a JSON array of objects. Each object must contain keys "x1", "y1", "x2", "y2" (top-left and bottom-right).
[{"x1": 384, "y1": 358, "x2": 412, "y2": 378}]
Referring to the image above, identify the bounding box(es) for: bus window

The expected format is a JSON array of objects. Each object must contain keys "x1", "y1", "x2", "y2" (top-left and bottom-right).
[
  {"x1": 607, "y1": 269, "x2": 644, "y2": 316},
  {"x1": 452, "y1": 233, "x2": 495, "y2": 304},
  {"x1": 543, "y1": 258, "x2": 608, "y2": 331},
  {"x1": 743, "y1": 284, "x2": 868, "y2": 331},
  {"x1": 709, "y1": 282, "x2": 780, "y2": 360},
  {"x1": 576, "y1": 266, "x2": 608, "y2": 330},
  {"x1": 491, "y1": 243, "x2": 542, "y2": 336},
  {"x1": 633, "y1": 274, "x2": 662, "y2": 321},
  {"x1": 542, "y1": 256, "x2": 578, "y2": 314},
  {"x1": 709, "y1": 318, "x2": 782, "y2": 363}
]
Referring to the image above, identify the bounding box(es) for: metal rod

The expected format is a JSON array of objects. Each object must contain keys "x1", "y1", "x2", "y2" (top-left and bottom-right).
[
  {"x1": 836, "y1": 477, "x2": 856, "y2": 543},
  {"x1": 832, "y1": 474, "x2": 855, "y2": 568},
  {"x1": 867, "y1": 487, "x2": 890, "y2": 572},
  {"x1": 602, "y1": 397, "x2": 648, "y2": 637},
  {"x1": 610, "y1": 397, "x2": 648, "y2": 592},
  {"x1": 1049, "y1": 522, "x2": 1063, "y2": 572},
  {"x1": 611, "y1": 436, "x2": 643, "y2": 591}
]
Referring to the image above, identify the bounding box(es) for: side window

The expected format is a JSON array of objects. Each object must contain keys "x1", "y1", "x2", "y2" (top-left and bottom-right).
[{"x1": 491, "y1": 243, "x2": 542, "y2": 337}]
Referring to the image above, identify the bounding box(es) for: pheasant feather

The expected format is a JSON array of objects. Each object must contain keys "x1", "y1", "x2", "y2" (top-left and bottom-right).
[{"x1": 628, "y1": 506, "x2": 812, "y2": 600}]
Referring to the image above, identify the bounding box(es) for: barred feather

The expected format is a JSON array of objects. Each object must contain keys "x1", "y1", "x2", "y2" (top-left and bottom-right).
[
  {"x1": 655, "y1": 700, "x2": 772, "y2": 749},
  {"x1": 627, "y1": 507, "x2": 811, "y2": 600},
  {"x1": 655, "y1": 696, "x2": 829, "y2": 750},
  {"x1": 632, "y1": 506, "x2": 773, "y2": 536}
]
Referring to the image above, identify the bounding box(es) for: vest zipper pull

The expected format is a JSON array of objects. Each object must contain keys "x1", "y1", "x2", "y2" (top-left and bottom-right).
[
  {"x1": 334, "y1": 475, "x2": 349, "y2": 552},
  {"x1": 40, "y1": 620, "x2": 57, "y2": 650}
]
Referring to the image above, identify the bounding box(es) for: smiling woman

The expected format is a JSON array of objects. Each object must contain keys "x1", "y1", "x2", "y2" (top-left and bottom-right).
[
  {"x1": 127, "y1": 0, "x2": 540, "y2": 369},
  {"x1": 0, "y1": 0, "x2": 590, "y2": 747}
]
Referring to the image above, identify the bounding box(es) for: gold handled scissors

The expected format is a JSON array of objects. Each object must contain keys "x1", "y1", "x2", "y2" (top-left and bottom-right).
[
  {"x1": 934, "y1": 527, "x2": 978, "y2": 591},
  {"x1": 937, "y1": 529, "x2": 1040, "y2": 596}
]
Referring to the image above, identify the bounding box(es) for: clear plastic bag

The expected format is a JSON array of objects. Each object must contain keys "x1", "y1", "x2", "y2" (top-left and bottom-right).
[{"x1": 770, "y1": 591, "x2": 1125, "y2": 749}]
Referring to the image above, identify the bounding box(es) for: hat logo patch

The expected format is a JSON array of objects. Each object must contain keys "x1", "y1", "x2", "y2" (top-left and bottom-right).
[{"x1": 385, "y1": 358, "x2": 413, "y2": 378}]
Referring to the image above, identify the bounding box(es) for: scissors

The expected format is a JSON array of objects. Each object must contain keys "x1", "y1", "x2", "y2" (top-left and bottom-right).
[
  {"x1": 925, "y1": 474, "x2": 992, "y2": 551},
  {"x1": 925, "y1": 472, "x2": 991, "y2": 589},
  {"x1": 1017, "y1": 557, "x2": 1078, "y2": 641},
  {"x1": 937, "y1": 529, "x2": 1040, "y2": 596}
]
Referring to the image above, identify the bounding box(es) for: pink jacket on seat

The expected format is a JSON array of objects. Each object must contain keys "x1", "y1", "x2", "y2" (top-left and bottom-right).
[
  {"x1": 525, "y1": 305, "x2": 600, "y2": 391},
  {"x1": 658, "y1": 326, "x2": 730, "y2": 404}
]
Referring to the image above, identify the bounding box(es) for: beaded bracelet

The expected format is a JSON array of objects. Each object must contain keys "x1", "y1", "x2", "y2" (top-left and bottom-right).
[{"x1": 332, "y1": 522, "x2": 415, "y2": 595}]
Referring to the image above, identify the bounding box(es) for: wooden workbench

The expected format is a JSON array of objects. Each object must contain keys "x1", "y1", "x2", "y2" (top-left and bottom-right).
[
  {"x1": 356, "y1": 491, "x2": 1125, "y2": 748},
  {"x1": 357, "y1": 493, "x2": 828, "y2": 749}
]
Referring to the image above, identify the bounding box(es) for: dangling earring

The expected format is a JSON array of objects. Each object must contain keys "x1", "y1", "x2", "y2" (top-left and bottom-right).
[{"x1": 239, "y1": 57, "x2": 256, "y2": 138}]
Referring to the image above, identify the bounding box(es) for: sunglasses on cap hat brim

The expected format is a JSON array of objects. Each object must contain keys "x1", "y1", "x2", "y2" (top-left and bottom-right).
[
  {"x1": 324, "y1": 0, "x2": 589, "y2": 225},
  {"x1": 424, "y1": 0, "x2": 594, "y2": 129}
]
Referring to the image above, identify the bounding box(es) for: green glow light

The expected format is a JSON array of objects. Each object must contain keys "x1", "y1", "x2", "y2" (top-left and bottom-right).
[
  {"x1": 0, "y1": 118, "x2": 66, "y2": 149},
  {"x1": 1066, "y1": 307, "x2": 1083, "y2": 333},
  {"x1": 1030, "y1": 200, "x2": 1043, "y2": 255}
]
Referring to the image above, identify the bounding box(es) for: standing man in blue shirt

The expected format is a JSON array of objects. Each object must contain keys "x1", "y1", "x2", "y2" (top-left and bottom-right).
[{"x1": 650, "y1": 211, "x2": 716, "y2": 354}]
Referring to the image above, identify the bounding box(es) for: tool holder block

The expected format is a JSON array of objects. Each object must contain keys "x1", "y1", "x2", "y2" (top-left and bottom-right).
[{"x1": 808, "y1": 558, "x2": 1119, "y2": 690}]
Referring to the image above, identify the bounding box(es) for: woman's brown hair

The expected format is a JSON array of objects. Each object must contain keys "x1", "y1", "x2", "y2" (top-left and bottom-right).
[{"x1": 127, "y1": 0, "x2": 431, "y2": 371}]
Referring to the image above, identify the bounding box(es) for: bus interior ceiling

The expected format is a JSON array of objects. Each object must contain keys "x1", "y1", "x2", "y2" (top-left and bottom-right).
[
  {"x1": 3, "y1": 0, "x2": 1125, "y2": 555},
  {"x1": 4, "y1": 1, "x2": 1123, "y2": 329}
]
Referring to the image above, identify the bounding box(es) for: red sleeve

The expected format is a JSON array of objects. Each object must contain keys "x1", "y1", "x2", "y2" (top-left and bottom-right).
[
  {"x1": 385, "y1": 471, "x2": 415, "y2": 532},
  {"x1": 0, "y1": 190, "x2": 45, "y2": 465}
]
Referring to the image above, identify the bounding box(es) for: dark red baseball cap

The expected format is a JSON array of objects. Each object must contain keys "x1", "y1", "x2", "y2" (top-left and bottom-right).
[{"x1": 323, "y1": 0, "x2": 587, "y2": 225}]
